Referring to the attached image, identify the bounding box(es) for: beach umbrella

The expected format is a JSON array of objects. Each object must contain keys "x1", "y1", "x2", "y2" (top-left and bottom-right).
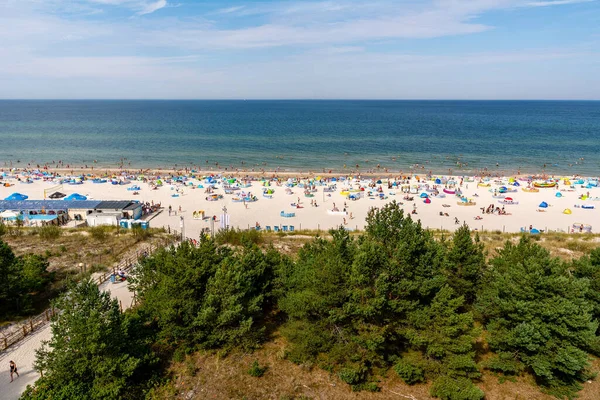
[
  {"x1": 555, "y1": 192, "x2": 563, "y2": 198},
  {"x1": 539, "y1": 201, "x2": 548, "y2": 208},
  {"x1": 0, "y1": 211, "x2": 18, "y2": 219},
  {"x1": 64, "y1": 193, "x2": 87, "y2": 201},
  {"x1": 4, "y1": 192, "x2": 28, "y2": 201},
  {"x1": 49, "y1": 191, "x2": 66, "y2": 199},
  {"x1": 513, "y1": 182, "x2": 520, "y2": 186},
  {"x1": 563, "y1": 209, "x2": 572, "y2": 215}
]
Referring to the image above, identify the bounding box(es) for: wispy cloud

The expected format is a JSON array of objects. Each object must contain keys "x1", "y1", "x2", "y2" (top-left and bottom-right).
[
  {"x1": 526, "y1": 0, "x2": 594, "y2": 7},
  {"x1": 214, "y1": 6, "x2": 246, "y2": 15},
  {"x1": 136, "y1": 0, "x2": 167, "y2": 15},
  {"x1": 0, "y1": 0, "x2": 598, "y2": 99},
  {"x1": 85, "y1": 0, "x2": 168, "y2": 15}
]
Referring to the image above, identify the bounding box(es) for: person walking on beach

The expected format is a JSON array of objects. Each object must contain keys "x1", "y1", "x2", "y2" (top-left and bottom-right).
[
  {"x1": 9, "y1": 360, "x2": 19, "y2": 382},
  {"x1": 168, "y1": 205, "x2": 172, "y2": 216}
]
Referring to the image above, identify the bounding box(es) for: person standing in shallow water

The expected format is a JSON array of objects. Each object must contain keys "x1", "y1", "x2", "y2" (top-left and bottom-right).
[{"x1": 9, "y1": 360, "x2": 19, "y2": 382}]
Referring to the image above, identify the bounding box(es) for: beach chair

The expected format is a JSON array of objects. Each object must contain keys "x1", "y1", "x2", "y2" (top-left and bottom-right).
[
  {"x1": 289, "y1": 225, "x2": 295, "y2": 232},
  {"x1": 274, "y1": 226, "x2": 280, "y2": 232},
  {"x1": 282, "y1": 225, "x2": 288, "y2": 232},
  {"x1": 266, "y1": 226, "x2": 271, "y2": 232}
]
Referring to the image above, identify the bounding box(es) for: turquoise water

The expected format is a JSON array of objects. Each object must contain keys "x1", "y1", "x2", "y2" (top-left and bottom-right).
[{"x1": 0, "y1": 100, "x2": 599, "y2": 175}]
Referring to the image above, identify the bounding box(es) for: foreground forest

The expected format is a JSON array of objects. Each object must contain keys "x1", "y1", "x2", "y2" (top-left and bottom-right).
[{"x1": 18, "y1": 202, "x2": 600, "y2": 400}]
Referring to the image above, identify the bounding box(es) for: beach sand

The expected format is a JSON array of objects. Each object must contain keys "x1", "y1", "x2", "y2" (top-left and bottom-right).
[{"x1": 0, "y1": 170, "x2": 597, "y2": 236}]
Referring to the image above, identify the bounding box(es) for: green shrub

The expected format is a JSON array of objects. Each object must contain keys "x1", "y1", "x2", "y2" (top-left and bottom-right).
[
  {"x1": 132, "y1": 226, "x2": 152, "y2": 241},
  {"x1": 89, "y1": 226, "x2": 109, "y2": 241},
  {"x1": 215, "y1": 228, "x2": 263, "y2": 246},
  {"x1": 38, "y1": 225, "x2": 62, "y2": 240},
  {"x1": 0, "y1": 222, "x2": 5, "y2": 236},
  {"x1": 248, "y1": 360, "x2": 267, "y2": 377},
  {"x1": 394, "y1": 359, "x2": 425, "y2": 385},
  {"x1": 430, "y1": 376, "x2": 484, "y2": 400},
  {"x1": 352, "y1": 382, "x2": 380, "y2": 392},
  {"x1": 338, "y1": 365, "x2": 367, "y2": 385}
]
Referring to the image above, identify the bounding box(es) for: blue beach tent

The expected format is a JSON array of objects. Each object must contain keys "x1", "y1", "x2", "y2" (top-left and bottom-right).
[
  {"x1": 5, "y1": 193, "x2": 28, "y2": 201},
  {"x1": 530, "y1": 229, "x2": 540, "y2": 234},
  {"x1": 555, "y1": 192, "x2": 563, "y2": 198},
  {"x1": 539, "y1": 201, "x2": 548, "y2": 208},
  {"x1": 420, "y1": 193, "x2": 429, "y2": 198},
  {"x1": 64, "y1": 193, "x2": 87, "y2": 201}
]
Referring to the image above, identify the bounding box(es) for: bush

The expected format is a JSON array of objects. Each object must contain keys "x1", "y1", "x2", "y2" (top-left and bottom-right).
[
  {"x1": 0, "y1": 222, "x2": 6, "y2": 236},
  {"x1": 394, "y1": 359, "x2": 425, "y2": 385},
  {"x1": 248, "y1": 360, "x2": 267, "y2": 377},
  {"x1": 132, "y1": 226, "x2": 152, "y2": 241},
  {"x1": 338, "y1": 365, "x2": 367, "y2": 385},
  {"x1": 215, "y1": 227, "x2": 263, "y2": 246},
  {"x1": 89, "y1": 225, "x2": 109, "y2": 241},
  {"x1": 430, "y1": 376, "x2": 484, "y2": 400},
  {"x1": 37, "y1": 225, "x2": 62, "y2": 240}
]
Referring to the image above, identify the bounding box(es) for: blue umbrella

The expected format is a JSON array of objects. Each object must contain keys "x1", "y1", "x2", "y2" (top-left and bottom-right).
[
  {"x1": 4, "y1": 193, "x2": 28, "y2": 201},
  {"x1": 64, "y1": 193, "x2": 87, "y2": 201}
]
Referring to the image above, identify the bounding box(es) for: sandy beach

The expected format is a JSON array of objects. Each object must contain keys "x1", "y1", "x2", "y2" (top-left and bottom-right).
[{"x1": 1, "y1": 169, "x2": 598, "y2": 236}]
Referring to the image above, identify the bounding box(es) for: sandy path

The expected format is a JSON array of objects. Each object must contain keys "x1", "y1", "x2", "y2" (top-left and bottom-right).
[{"x1": 0, "y1": 280, "x2": 135, "y2": 400}]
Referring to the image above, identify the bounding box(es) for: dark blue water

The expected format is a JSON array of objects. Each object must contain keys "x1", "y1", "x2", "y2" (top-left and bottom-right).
[{"x1": 0, "y1": 100, "x2": 599, "y2": 175}]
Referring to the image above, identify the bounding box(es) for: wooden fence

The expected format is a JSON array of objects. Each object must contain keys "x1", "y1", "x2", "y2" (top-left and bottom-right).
[{"x1": 0, "y1": 235, "x2": 179, "y2": 353}]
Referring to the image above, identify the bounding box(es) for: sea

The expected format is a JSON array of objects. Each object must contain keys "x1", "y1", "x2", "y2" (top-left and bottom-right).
[{"x1": 0, "y1": 100, "x2": 599, "y2": 176}]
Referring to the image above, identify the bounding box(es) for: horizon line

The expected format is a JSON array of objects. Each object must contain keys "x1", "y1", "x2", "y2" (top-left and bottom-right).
[{"x1": 1, "y1": 98, "x2": 599, "y2": 102}]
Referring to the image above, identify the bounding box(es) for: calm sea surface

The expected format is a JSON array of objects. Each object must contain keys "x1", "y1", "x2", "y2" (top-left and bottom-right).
[{"x1": 0, "y1": 100, "x2": 599, "y2": 175}]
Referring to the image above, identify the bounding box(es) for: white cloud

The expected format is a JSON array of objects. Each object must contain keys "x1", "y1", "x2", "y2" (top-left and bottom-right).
[
  {"x1": 214, "y1": 6, "x2": 246, "y2": 15},
  {"x1": 526, "y1": 0, "x2": 594, "y2": 7},
  {"x1": 0, "y1": 0, "x2": 597, "y2": 98},
  {"x1": 136, "y1": 0, "x2": 167, "y2": 15}
]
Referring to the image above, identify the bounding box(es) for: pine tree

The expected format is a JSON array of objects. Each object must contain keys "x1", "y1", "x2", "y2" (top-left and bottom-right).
[
  {"x1": 444, "y1": 224, "x2": 485, "y2": 307},
  {"x1": 24, "y1": 279, "x2": 150, "y2": 399},
  {"x1": 476, "y1": 238, "x2": 597, "y2": 397}
]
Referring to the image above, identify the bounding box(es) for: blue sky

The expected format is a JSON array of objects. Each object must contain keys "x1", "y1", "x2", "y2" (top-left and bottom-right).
[{"x1": 0, "y1": 0, "x2": 598, "y2": 99}]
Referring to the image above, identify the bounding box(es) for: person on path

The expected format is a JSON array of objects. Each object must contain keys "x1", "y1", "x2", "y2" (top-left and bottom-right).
[{"x1": 9, "y1": 360, "x2": 19, "y2": 382}]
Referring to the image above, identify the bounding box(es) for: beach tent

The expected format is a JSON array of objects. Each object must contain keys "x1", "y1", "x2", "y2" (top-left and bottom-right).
[
  {"x1": 424, "y1": 198, "x2": 431, "y2": 204},
  {"x1": 49, "y1": 191, "x2": 66, "y2": 199},
  {"x1": 420, "y1": 193, "x2": 429, "y2": 198},
  {"x1": 4, "y1": 193, "x2": 28, "y2": 201},
  {"x1": 530, "y1": 228, "x2": 540, "y2": 234},
  {"x1": 64, "y1": 193, "x2": 87, "y2": 201},
  {"x1": 539, "y1": 201, "x2": 548, "y2": 208},
  {"x1": 555, "y1": 192, "x2": 563, "y2": 198},
  {"x1": 563, "y1": 208, "x2": 572, "y2": 215},
  {"x1": 513, "y1": 182, "x2": 520, "y2": 186},
  {"x1": 435, "y1": 178, "x2": 441, "y2": 184}
]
